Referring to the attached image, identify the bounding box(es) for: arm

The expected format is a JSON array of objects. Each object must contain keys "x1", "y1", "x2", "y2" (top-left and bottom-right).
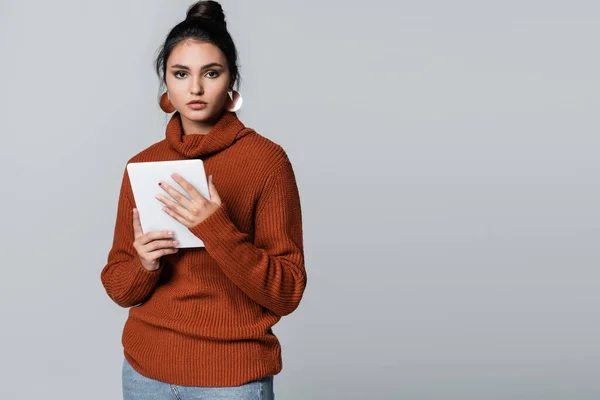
[
  {"x1": 100, "y1": 166, "x2": 163, "y2": 308},
  {"x1": 188, "y1": 159, "x2": 307, "y2": 316}
]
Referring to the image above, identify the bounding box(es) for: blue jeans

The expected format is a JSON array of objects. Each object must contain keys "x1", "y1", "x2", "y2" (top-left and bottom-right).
[{"x1": 122, "y1": 357, "x2": 275, "y2": 400}]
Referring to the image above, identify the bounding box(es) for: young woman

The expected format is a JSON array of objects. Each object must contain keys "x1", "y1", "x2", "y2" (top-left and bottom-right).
[{"x1": 100, "y1": 1, "x2": 307, "y2": 398}]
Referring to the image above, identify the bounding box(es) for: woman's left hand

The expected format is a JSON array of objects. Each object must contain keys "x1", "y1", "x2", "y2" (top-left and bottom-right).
[{"x1": 155, "y1": 173, "x2": 222, "y2": 228}]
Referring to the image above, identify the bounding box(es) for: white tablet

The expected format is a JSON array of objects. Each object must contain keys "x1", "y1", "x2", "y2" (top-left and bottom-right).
[{"x1": 126, "y1": 159, "x2": 210, "y2": 248}]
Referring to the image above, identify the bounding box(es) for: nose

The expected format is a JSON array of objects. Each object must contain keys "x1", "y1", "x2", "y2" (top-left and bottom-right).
[{"x1": 190, "y1": 76, "x2": 203, "y2": 95}]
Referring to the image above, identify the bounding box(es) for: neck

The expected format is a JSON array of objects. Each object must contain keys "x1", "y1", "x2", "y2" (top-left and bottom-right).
[{"x1": 181, "y1": 109, "x2": 225, "y2": 135}]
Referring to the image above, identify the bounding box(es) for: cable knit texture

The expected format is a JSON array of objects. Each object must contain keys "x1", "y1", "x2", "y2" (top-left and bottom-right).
[{"x1": 100, "y1": 110, "x2": 306, "y2": 386}]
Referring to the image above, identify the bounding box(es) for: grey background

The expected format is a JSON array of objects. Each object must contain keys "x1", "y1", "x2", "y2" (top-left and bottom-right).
[{"x1": 0, "y1": 0, "x2": 598, "y2": 399}]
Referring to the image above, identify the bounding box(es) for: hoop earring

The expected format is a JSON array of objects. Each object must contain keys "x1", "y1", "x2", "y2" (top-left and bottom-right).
[
  {"x1": 160, "y1": 92, "x2": 176, "y2": 113},
  {"x1": 224, "y1": 90, "x2": 243, "y2": 112}
]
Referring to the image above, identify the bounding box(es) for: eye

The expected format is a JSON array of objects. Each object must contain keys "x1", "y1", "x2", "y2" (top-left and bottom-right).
[
  {"x1": 174, "y1": 71, "x2": 188, "y2": 79},
  {"x1": 206, "y1": 70, "x2": 220, "y2": 78}
]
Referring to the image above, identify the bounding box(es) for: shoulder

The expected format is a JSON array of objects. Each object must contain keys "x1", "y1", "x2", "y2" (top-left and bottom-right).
[
  {"x1": 235, "y1": 129, "x2": 291, "y2": 174},
  {"x1": 127, "y1": 139, "x2": 169, "y2": 164},
  {"x1": 234, "y1": 130, "x2": 301, "y2": 204}
]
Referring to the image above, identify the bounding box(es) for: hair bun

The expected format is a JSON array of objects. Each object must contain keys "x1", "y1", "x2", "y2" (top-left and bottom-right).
[{"x1": 185, "y1": 1, "x2": 227, "y2": 29}]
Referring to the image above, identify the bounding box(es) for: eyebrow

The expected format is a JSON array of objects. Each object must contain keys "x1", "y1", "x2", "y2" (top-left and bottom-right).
[{"x1": 169, "y1": 63, "x2": 224, "y2": 71}]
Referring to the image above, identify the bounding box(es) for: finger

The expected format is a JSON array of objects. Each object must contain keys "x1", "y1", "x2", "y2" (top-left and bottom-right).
[
  {"x1": 148, "y1": 238, "x2": 180, "y2": 252},
  {"x1": 138, "y1": 229, "x2": 174, "y2": 246},
  {"x1": 207, "y1": 175, "x2": 221, "y2": 203},
  {"x1": 146, "y1": 247, "x2": 179, "y2": 261},
  {"x1": 171, "y1": 173, "x2": 207, "y2": 203},
  {"x1": 156, "y1": 193, "x2": 188, "y2": 219},
  {"x1": 133, "y1": 208, "x2": 144, "y2": 237},
  {"x1": 160, "y1": 179, "x2": 195, "y2": 208},
  {"x1": 162, "y1": 205, "x2": 189, "y2": 227}
]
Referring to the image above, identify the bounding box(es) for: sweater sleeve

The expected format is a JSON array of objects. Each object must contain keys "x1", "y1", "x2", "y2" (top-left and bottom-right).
[
  {"x1": 188, "y1": 159, "x2": 307, "y2": 317},
  {"x1": 100, "y1": 165, "x2": 163, "y2": 308}
]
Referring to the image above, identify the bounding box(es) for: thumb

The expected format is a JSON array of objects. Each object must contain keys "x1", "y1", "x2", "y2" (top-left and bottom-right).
[
  {"x1": 208, "y1": 175, "x2": 221, "y2": 203},
  {"x1": 132, "y1": 208, "x2": 144, "y2": 237}
]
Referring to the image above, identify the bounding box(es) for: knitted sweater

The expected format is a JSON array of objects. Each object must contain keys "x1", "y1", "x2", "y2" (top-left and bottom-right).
[{"x1": 100, "y1": 110, "x2": 307, "y2": 387}]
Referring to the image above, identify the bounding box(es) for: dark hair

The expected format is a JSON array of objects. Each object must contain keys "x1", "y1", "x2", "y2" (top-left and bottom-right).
[{"x1": 154, "y1": 1, "x2": 241, "y2": 95}]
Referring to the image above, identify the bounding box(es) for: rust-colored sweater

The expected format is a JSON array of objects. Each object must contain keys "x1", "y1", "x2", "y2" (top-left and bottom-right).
[{"x1": 100, "y1": 110, "x2": 307, "y2": 387}]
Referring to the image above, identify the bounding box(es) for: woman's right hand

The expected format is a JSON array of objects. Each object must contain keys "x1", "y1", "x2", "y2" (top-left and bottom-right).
[{"x1": 132, "y1": 207, "x2": 179, "y2": 271}]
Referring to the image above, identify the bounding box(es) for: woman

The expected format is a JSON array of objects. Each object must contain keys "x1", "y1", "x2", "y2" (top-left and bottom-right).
[{"x1": 100, "y1": 1, "x2": 307, "y2": 398}]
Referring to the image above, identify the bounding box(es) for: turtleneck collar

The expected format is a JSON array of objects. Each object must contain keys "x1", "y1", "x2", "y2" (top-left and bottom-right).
[{"x1": 165, "y1": 110, "x2": 251, "y2": 159}]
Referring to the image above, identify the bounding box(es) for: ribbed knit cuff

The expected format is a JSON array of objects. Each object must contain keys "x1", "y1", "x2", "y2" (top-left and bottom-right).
[
  {"x1": 106, "y1": 256, "x2": 163, "y2": 307},
  {"x1": 129, "y1": 256, "x2": 163, "y2": 286},
  {"x1": 188, "y1": 202, "x2": 238, "y2": 250}
]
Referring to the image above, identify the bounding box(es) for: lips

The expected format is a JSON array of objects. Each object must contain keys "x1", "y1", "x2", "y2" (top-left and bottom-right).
[
  {"x1": 187, "y1": 100, "x2": 207, "y2": 105},
  {"x1": 187, "y1": 101, "x2": 207, "y2": 110}
]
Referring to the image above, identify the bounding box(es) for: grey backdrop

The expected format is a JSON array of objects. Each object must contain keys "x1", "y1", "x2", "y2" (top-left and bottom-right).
[{"x1": 1, "y1": 0, "x2": 599, "y2": 399}]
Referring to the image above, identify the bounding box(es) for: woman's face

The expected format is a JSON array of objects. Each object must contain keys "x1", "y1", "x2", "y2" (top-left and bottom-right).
[{"x1": 165, "y1": 40, "x2": 231, "y2": 126}]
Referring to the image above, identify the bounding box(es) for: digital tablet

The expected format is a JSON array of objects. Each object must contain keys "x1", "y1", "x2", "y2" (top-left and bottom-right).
[{"x1": 126, "y1": 159, "x2": 209, "y2": 248}]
